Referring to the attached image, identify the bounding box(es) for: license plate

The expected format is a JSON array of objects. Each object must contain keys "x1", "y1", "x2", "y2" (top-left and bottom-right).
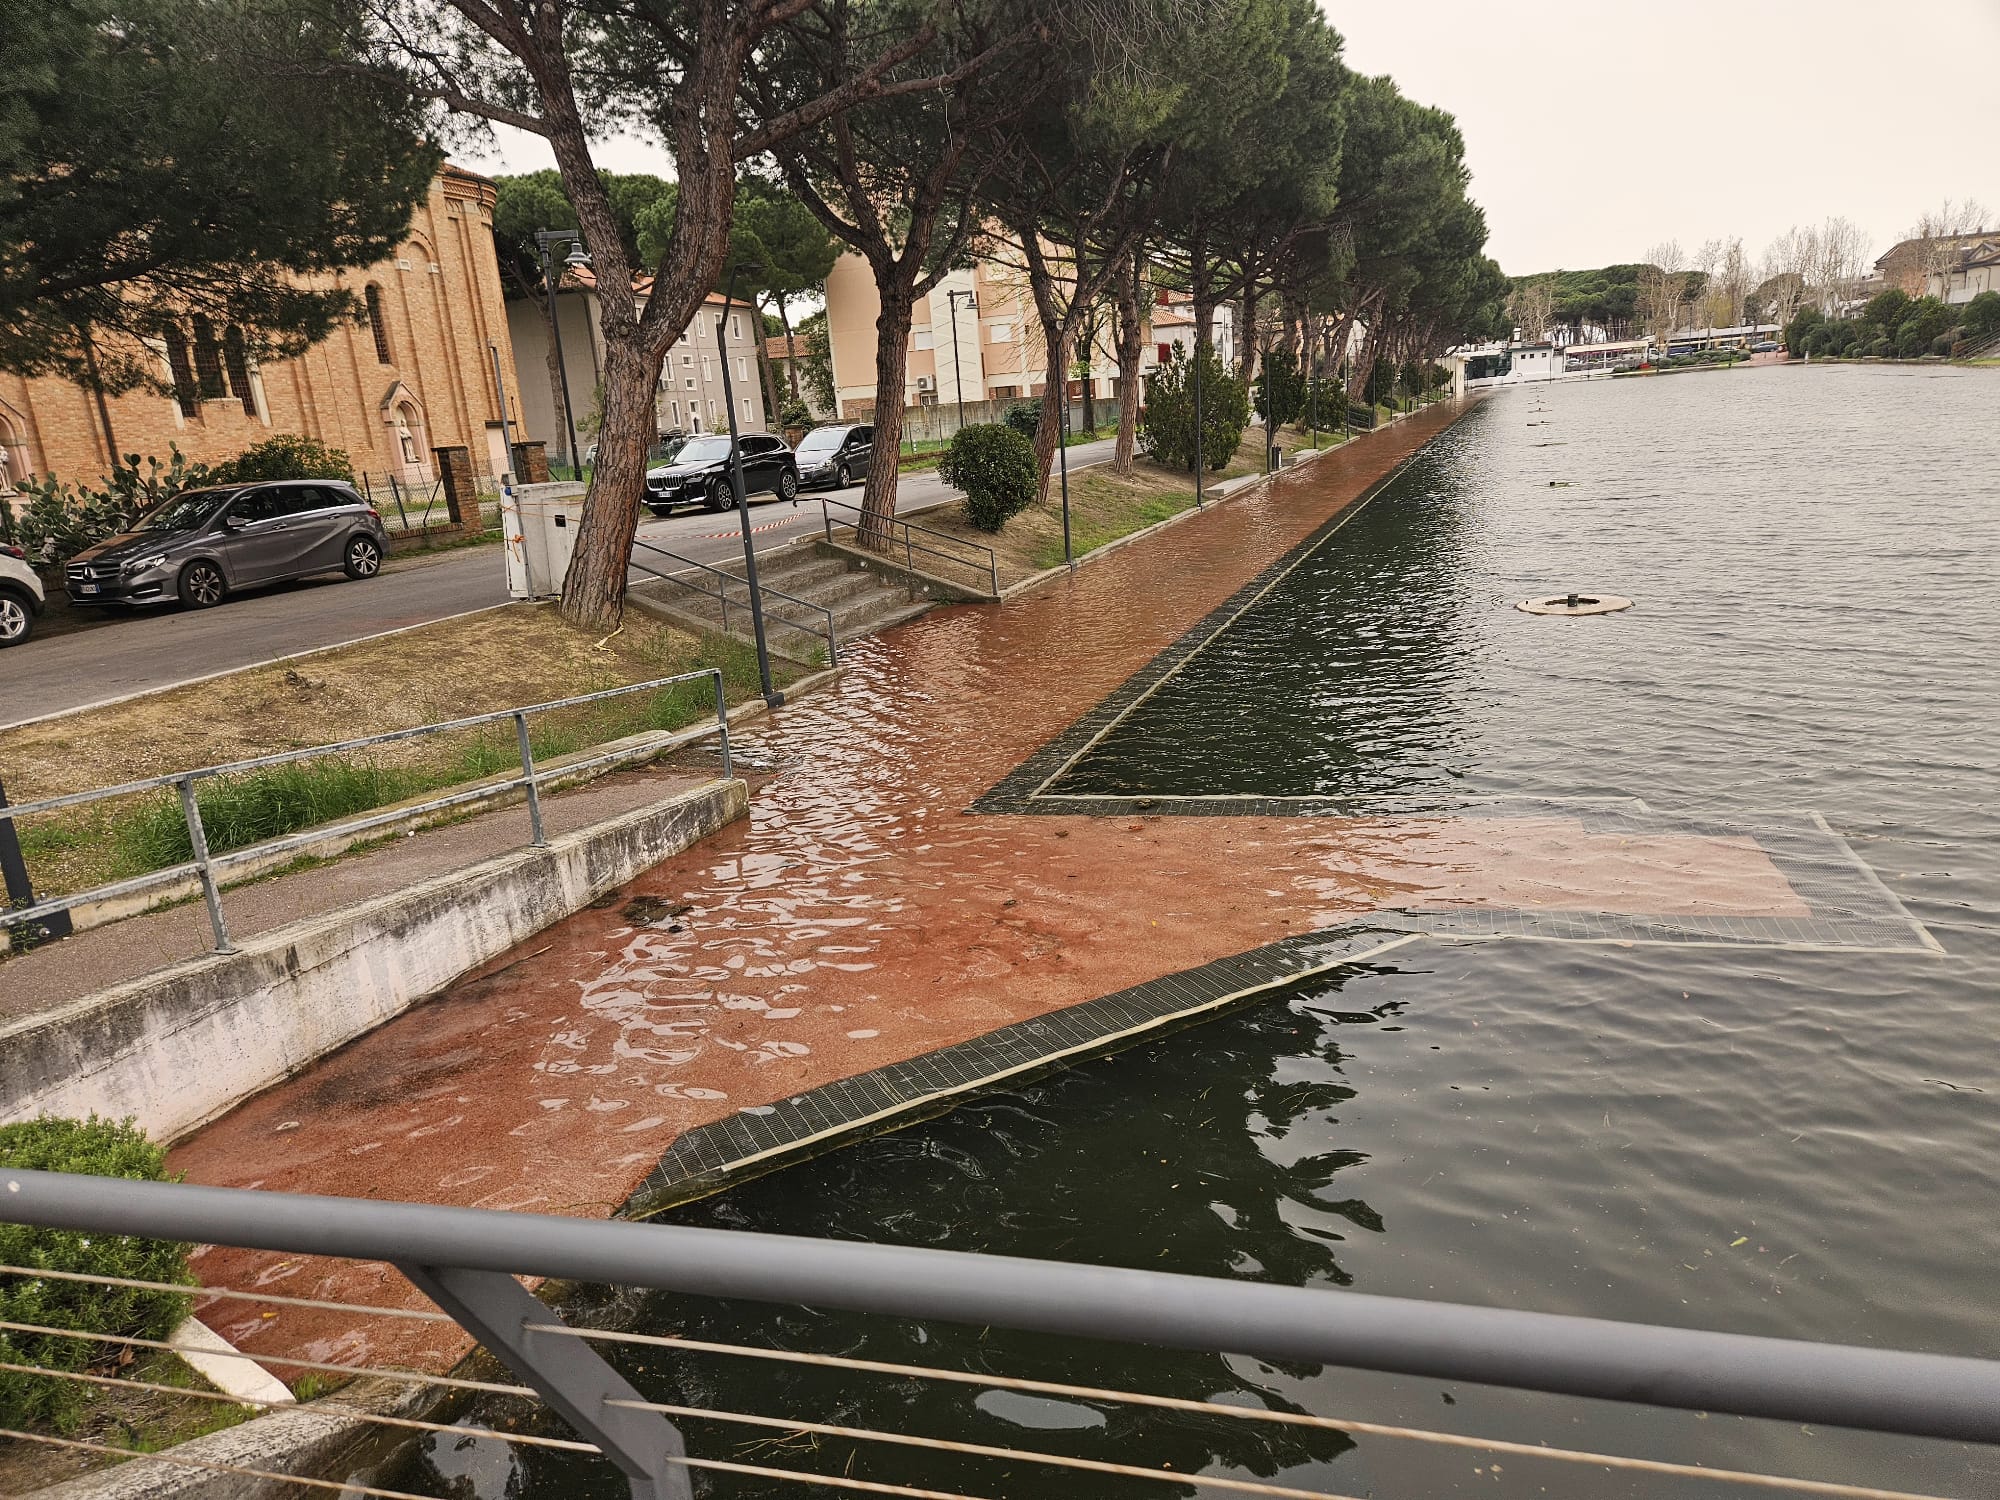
[{"x1": 77, "y1": 583, "x2": 99, "y2": 595}]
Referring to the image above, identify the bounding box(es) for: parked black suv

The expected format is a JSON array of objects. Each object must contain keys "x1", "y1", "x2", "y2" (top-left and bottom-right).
[
  {"x1": 66, "y1": 480, "x2": 391, "y2": 610},
  {"x1": 643, "y1": 434, "x2": 798, "y2": 515},
  {"x1": 794, "y1": 423, "x2": 874, "y2": 491}
]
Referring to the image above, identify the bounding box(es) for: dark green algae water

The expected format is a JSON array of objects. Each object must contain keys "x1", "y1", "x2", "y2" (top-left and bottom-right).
[{"x1": 387, "y1": 365, "x2": 2000, "y2": 1498}]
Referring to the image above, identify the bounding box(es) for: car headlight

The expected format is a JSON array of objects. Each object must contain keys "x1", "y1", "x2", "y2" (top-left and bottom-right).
[{"x1": 124, "y1": 553, "x2": 168, "y2": 573}]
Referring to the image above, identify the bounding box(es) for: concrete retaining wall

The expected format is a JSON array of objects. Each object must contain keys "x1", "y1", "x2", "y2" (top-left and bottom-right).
[{"x1": 0, "y1": 778, "x2": 746, "y2": 1144}]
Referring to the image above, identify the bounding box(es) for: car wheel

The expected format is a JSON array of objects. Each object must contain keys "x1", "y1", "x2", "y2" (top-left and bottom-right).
[
  {"x1": 778, "y1": 467, "x2": 798, "y2": 501},
  {"x1": 178, "y1": 560, "x2": 226, "y2": 609},
  {"x1": 344, "y1": 535, "x2": 383, "y2": 579},
  {"x1": 0, "y1": 588, "x2": 33, "y2": 647},
  {"x1": 835, "y1": 463, "x2": 850, "y2": 489},
  {"x1": 706, "y1": 479, "x2": 731, "y2": 512}
]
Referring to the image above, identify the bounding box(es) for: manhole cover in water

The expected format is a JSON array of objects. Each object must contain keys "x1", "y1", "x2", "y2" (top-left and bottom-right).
[{"x1": 1517, "y1": 592, "x2": 1633, "y2": 616}]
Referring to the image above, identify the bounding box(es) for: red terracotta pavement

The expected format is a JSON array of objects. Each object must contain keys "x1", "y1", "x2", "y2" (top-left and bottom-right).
[{"x1": 169, "y1": 403, "x2": 1804, "y2": 1373}]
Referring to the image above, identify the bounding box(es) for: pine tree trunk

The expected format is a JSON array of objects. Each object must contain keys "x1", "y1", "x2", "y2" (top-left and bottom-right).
[
  {"x1": 1112, "y1": 249, "x2": 1143, "y2": 475},
  {"x1": 1030, "y1": 319, "x2": 1074, "y2": 502},
  {"x1": 557, "y1": 334, "x2": 662, "y2": 628},
  {"x1": 779, "y1": 302, "x2": 802, "y2": 404},
  {"x1": 859, "y1": 288, "x2": 915, "y2": 549},
  {"x1": 1239, "y1": 285, "x2": 1260, "y2": 381},
  {"x1": 755, "y1": 314, "x2": 782, "y2": 428}
]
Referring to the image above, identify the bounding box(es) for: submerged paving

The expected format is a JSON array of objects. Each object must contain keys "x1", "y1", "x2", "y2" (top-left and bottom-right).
[{"x1": 165, "y1": 400, "x2": 1929, "y2": 1373}]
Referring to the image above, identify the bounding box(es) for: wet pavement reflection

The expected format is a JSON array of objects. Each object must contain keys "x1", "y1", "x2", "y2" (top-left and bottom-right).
[{"x1": 169, "y1": 402, "x2": 1805, "y2": 1369}]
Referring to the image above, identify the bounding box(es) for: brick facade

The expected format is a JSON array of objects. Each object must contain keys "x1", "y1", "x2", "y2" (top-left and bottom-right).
[{"x1": 0, "y1": 165, "x2": 529, "y2": 500}]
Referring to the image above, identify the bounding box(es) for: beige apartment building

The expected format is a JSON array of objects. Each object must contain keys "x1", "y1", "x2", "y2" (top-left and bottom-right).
[
  {"x1": 822, "y1": 251, "x2": 1154, "y2": 420},
  {"x1": 504, "y1": 272, "x2": 766, "y2": 461},
  {"x1": 0, "y1": 165, "x2": 525, "y2": 498}
]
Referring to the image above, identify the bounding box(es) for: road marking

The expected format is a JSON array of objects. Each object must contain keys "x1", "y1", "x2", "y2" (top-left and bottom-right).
[{"x1": 695, "y1": 519, "x2": 794, "y2": 539}]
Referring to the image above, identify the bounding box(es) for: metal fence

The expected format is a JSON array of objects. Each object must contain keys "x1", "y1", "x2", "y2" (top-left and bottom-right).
[
  {"x1": 820, "y1": 496, "x2": 1001, "y2": 598},
  {"x1": 0, "y1": 669, "x2": 732, "y2": 954},
  {"x1": 2, "y1": 1168, "x2": 1996, "y2": 1499},
  {"x1": 355, "y1": 473, "x2": 451, "y2": 535},
  {"x1": 628, "y1": 540, "x2": 838, "y2": 664}
]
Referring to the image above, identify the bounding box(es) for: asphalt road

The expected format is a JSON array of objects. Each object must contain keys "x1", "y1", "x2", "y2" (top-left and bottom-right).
[{"x1": 0, "y1": 439, "x2": 1119, "y2": 730}]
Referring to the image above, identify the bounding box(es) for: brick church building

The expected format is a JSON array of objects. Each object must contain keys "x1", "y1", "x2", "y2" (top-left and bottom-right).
[{"x1": 0, "y1": 164, "x2": 530, "y2": 502}]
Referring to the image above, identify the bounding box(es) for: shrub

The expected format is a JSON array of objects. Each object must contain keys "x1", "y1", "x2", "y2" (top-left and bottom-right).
[
  {"x1": 9, "y1": 447, "x2": 218, "y2": 562},
  {"x1": 939, "y1": 423, "x2": 1036, "y2": 532},
  {"x1": 1002, "y1": 400, "x2": 1043, "y2": 439},
  {"x1": 1301, "y1": 376, "x2": 1344, "y2": 431},
  {"x1": 1252, "y1": 346, "x2": 1305, "y2": 429},
  {"x1": 212, "y1": 433, "x2": 354, "y2": 484},
  {"x1": 1962, "y1": 290, "x2": 2000, "y2": 341},
  {"x1": 1861, "y1": 288, "x2": 1910, "y2": 328},
  {"x1": 0, "y1": 1117, "x2": 194, "y2": 1432},
  {"x1": 1362, "y1": 359, "x2": 1396, "y2": 407},
  {"x1": 777, "y1": 396, "x2": 814, "y2": 431},
  {"x1": 1140, "y1": 342, "x2": 1249, "y2": 473}
]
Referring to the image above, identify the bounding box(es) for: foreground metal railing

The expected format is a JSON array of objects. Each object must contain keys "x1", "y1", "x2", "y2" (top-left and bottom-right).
[
  {"x1": 0, "y1": 669, "x2": 732, "y2": 955},
  {"x1": 2, "y1": 1168, "x2": 1997, "y2": 1500},
  {"x1": 820, "y1": 496, "x2": 1001, "y2": 598},
  {"x1": 627, "y1": 539, "x2": 838, "y2": 665}
]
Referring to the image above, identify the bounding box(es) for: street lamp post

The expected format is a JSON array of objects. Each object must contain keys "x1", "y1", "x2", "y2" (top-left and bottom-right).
[
  {"x1": 1191, "y1": 331, "x2": 1204, "y2": 510},
  {"x1": 945, "y1": 288, "x2": 978, "y2": 434},
  {"x1": 534, "y1": 230, "x2": 590, "y2": 474},
  {"x1": 1058, "y1": 382, "x2": 1073, "y2": 568},
  {"x1": 715, "y1": 263, "x2": 779, "y2": 707}
]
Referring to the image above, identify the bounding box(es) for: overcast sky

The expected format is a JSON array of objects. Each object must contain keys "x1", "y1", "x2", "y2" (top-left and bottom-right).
[
  {"x1": 1329, "y1": 0, "x2": 2000, "y2": 274},
  {"x1": 469, "y1": 0, "x2": 2000, "y2": 278}
]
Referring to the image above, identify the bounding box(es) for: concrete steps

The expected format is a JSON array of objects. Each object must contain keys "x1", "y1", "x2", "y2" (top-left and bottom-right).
[{"x1": 629, "y1": 540, "x2": 930, "y2": 660}]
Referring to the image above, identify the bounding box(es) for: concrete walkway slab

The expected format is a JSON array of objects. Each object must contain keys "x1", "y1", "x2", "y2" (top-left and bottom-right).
[{"x1": 0, "y1": 764, "x2": 711, "y2": 1025}]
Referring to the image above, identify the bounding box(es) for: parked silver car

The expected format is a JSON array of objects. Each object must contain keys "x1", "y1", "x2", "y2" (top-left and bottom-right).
[
  {"x1": 0, "y1": 542, "x2": 45, "y2": 647},
  {"x1": 65, "y1": 480, "x2": 390, "y2": 610}
]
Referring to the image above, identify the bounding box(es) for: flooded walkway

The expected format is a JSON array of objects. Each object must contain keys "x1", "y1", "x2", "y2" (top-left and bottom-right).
[{"x1": 170, "y1": 401, "x2": 1814, "y2": 1371}]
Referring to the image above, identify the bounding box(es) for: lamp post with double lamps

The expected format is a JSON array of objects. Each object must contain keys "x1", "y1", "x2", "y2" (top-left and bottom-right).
[
  {"x1": 534, "y1": 230, "x2": 591, "y2": 474},
  {"x1": 714, "y1": 262, "x2": 780, "y2": 706},
  {"x1": 944, "y1": 287, "x2": 978, "y2": 433}
]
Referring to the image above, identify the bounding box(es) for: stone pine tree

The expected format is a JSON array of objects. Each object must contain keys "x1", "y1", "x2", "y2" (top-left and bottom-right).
[
  {"x1": 741, "y1": 0, "x2": 1034, "y2": 547},
  {"x1": 0, "y1": 0, "x2": 437, "y2": 455},
  {"x1": 978, "y1": 0, "x2": 1282, "y2": 504},
  {"x1": 373, "y1": 0, "x2": 967, "y2": 628},
  {"x1": 493, "y1": 169, "x2": 674, "y2": 469}
]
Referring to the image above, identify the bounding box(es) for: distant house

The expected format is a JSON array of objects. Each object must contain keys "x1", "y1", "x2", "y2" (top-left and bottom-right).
[
  {"x1": 764, "y1": 334, "x2": 823, "y2": 418},
  {"x1": 504, "y1": 271, "x2": 765, "y2": 460},
  {"x1": 1874, "y1": 231, "x2": 2000, "y2": 302},
  {"x1": 1151, "y1": 291, "x2": 1235, "y2": 370},
  {"x1": 1929, "y1": 237, "x2": 2000, "y2": 306}
]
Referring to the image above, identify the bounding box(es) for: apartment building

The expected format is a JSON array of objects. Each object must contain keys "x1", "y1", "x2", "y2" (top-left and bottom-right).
[
  {"x1": 504, "y1": 271, "x2": 765, "y2": 462},
  {"x1": 822, "y1": 251, "x2": 1154, "y2": 420}
]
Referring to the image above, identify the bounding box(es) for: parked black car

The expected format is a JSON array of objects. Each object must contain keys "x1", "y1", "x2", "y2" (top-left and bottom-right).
[
  {"x1": 793, "y1": 423, "x2": 875, "y2": 491},
  {"x1": 643, "y1": 434, "x2": 798, "y2": 515},
  {"x1": 66, "y1": 480, "x2": 390, "y2": 610}
]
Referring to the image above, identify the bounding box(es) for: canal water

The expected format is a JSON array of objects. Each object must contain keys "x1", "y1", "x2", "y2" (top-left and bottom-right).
[{"x1": 390, "y1": 366, "x2": 2000, "y2": 1497}]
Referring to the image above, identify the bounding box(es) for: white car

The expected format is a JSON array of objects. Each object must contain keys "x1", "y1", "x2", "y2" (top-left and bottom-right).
[{"x1": 0, "y1": 542, "x2": 46, "y2": 646}]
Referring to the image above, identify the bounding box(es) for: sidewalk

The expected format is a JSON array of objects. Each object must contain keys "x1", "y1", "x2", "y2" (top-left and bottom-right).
[
  {"x1": 0, "y1": 762, "x2": 712, "y2": 1025},
  {"x1": 161, "y1": 402, "x2": 1811, "y2": 1376}
]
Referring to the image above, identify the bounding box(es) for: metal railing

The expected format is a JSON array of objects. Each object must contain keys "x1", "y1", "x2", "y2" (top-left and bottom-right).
[
  {"x1": 819, "y1": 495, "x2": 1001, "y2": 598},
  {"x1": 0, "y1": 670, "x2": 732, "y2": 955},
  {"x1": 2, "y1": 1168, "x2": 1998, "y2": 1500},
  {"x1": 626, "y1": 539, "x2": 838, "y2": 664}
]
